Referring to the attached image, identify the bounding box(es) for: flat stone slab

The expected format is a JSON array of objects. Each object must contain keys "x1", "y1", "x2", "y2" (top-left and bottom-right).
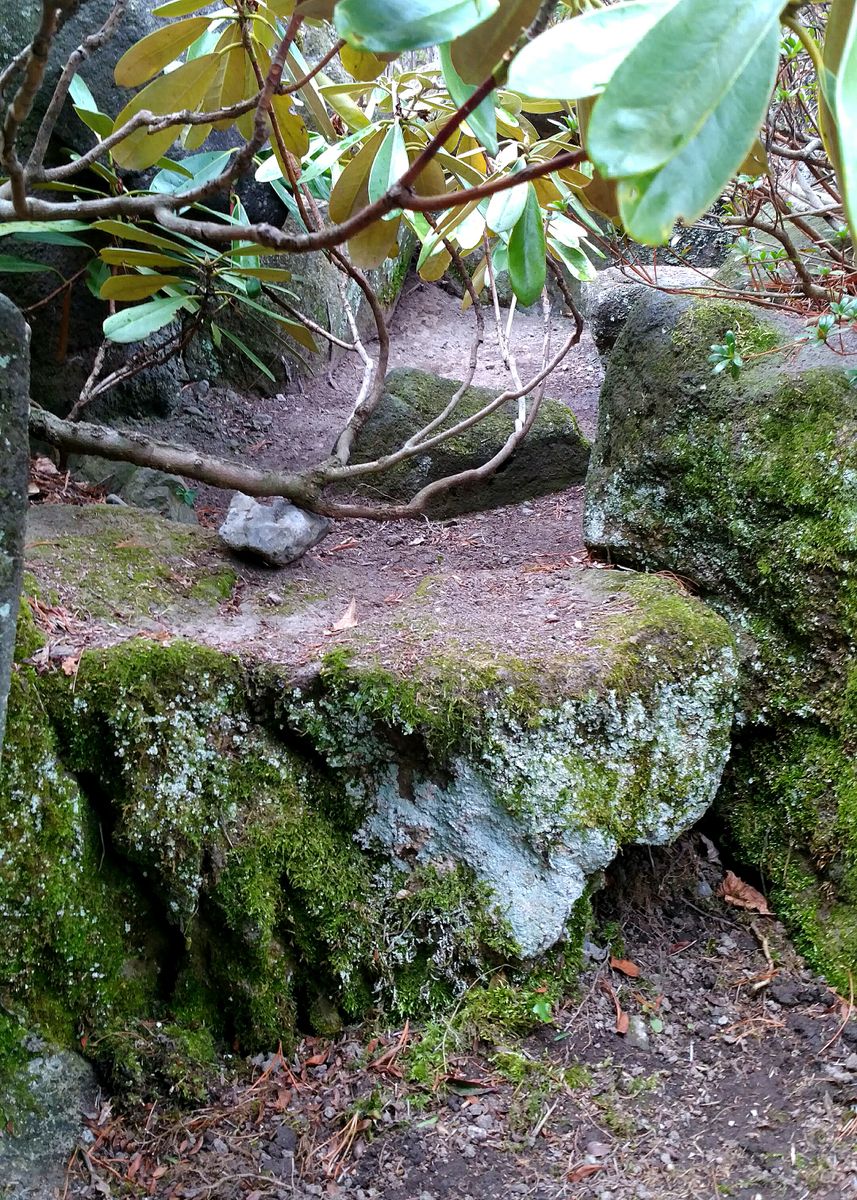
[
  {"x1": 21, "y1": 504, "x2": 738, "y2": 959},
  {"x1": 0, "y1": 500, "x2": 739, "y2": 1129}
]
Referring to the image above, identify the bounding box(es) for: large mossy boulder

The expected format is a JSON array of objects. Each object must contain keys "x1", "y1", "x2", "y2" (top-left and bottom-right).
[
  {"x1": 1, "y1": 505, "x2": 736, "y2": 1120},
  {"x1": 349, "y1": 368, "x2": 590, "y2": 515},
  {"x1": 584, "y1": 291, "x2": 857, "y2": 986}
]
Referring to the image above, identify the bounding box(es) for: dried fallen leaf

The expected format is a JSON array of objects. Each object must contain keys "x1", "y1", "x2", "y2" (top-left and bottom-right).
[
  {"x1": 610, "y1": 956, "x2": 641, "y2": 978},
  {"x1": 329, "y1": 598, "x2": 358, "y2": 632},
  {"x1": 616, "y1": 1010, "x2": 630, "y2": 1035},
  {"x1": 718, "y1": 870, "x2": 773, "y2": 915},
  {"x1": 568, "y1": 1162, "x2": 605, "y2": 1182},
  {"x1": 61, "y1": 653, "x2": 82, "y2": 677}
]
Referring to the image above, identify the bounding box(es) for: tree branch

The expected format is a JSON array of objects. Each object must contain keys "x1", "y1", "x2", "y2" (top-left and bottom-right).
[{"x1": 26, "y1": 0, "x2": 126, "y2": 175}]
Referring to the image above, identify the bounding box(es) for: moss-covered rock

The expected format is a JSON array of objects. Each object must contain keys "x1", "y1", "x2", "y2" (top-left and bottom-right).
[
  {"x1": 1, "y1": 503, "x2": 738, "y2": 1116},
  {"x1": 23, "y1": 503, "x2": 236, "y2": 622},
  {"x1": 584, "y1": 290, "x2": 857, "y2": 987},
  {"x1": 347, "y1": 368, "x2": 590, "y2": 516}
]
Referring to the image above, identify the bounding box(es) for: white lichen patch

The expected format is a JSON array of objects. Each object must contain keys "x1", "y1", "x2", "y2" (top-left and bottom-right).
[{"x1": 289, "y1": 642, "x2": 738, "y2": 959}]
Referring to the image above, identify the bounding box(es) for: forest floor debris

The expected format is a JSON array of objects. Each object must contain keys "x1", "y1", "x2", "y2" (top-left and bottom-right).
[{"x1": 61, "y1": 838, "x2": 857, "y2": 1200}]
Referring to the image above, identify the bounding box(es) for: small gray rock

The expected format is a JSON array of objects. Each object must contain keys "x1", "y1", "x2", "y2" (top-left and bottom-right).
[
  {"x1": 120, "y1": 468, "x2": 198, "y2": 525},
  {"x1": 0, "y1": 1048, "x2": 98, "y2": 1200},
  {"x1": 219, "y1": 494, "x2": 330, "y2": 567},
  {"x1": 625, "y1": 1015, "x2": 650, "y2": 1051}
]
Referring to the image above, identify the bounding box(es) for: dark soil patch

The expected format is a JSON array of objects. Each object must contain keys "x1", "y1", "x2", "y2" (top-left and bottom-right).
[{"x1": 62, "y1": 836, "x2": 857, "y2": 1199}]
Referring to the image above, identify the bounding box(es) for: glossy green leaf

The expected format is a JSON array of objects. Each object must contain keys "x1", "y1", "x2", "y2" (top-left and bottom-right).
[
  {"x1": 100, "y1": 247, "x2": 190, "y2": 269},
  {"x1": 819, "y1": 1, "x2": 853, "y2": 194},
  {"x1": 368, "y1": 123, "x2": 410, "y2": 205},
  {"x1": 507, "y1": 0, "x2": 679, "y2": 100},
  {"x1": 507, "y1": 182, "x2": 545, "y2": 306},
  {"x1": 0, "y1": 255, "x2": 55, "y2": 274},
  {"x1": 150, "y1": 150, "x2": 233, "y2": 195},
  {"x1": 617, "y1": 23, "x2": 779, "y2": 244},
  {"x1": 485, "y1": 180, "x2": 528, "y2": 233},
  {"x1": 548, "y1": 237, "x2": 595, "y2": 281},
  {"x1": 103, "y1": 296, "x2": 189, "y2": 343},
  {"x1": 439, "y1": 43, "x2": 498, "y2": 155},
  {"x1": 100, "y1": 273, "x2": 185, "y2": 300},
  {"x1": 68, "y1": 74, "x2": 98, "y2": 111},
  {"x1": 73, "y1": 107, "x2": 114, "y2": 138},
  {"x1": 832, "y1": 0, "x2": 857, "y2": 241},
  {"x1": 588, "y1": 0, "x2": 785, "y2": 177},
  {"x1": 335, "y1": 0, "x2": 499, "y2": 53}
]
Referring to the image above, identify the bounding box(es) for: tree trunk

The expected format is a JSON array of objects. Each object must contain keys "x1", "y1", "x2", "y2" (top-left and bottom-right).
[{"x1": 0, "y1": 294, "x2": 29, "y2": 756}]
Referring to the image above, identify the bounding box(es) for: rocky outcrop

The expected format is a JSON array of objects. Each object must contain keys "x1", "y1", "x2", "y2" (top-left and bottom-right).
[
  {"x1": 584, "y1": 290, "x2": 857, "y2": 986},
  {"x1": 1, "y1": 504, "x2": 737, "y2": 1122},
  {"x1": 0, "y1": 295, "x2": 29, "y2": 755},
  {"x1": 348, "y1": 367, "x2": 590, "y2": 515}
]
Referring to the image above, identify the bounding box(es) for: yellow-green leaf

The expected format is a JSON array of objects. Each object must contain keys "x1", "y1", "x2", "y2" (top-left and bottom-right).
[
  {"x1": 153, "y1": 0, "x2": 210, "y2": 15},
  {"x1": 111, "y1": 55, "x2": 217, "y2": 170},
  {"x1": 230, "y1": 266, "x2": 292, "y2": 281},
  {"x1": 92, "y1": 220, "x2": 193, "y2": 254},
  {"x1": 328, "y1": 127, "x2": 386, "y2": 221},
  {"x1": 450, "y1": 0, "x2": 541, "y2": 84},
  {"x1": 114, "y1": 17, "x2": 212, "y2": 88},
  {"x1": 418, "y1": 245, "x2": 452, "y2": 282},
  {"x1": 340, "y1": 44, "x2": 390, "y2": 81},
  {"x1": 270, "y1": 94, "x2": 310, "y2": 162},
  {"x1": 100, "y1": 247, "x2": 190, "y2": 269},
  {"x1": 100, "y1": 273, "x2": 185, "y2": 300},
  {"x1": 275, "y1": 317, "x2": 318, "y2": 351}
]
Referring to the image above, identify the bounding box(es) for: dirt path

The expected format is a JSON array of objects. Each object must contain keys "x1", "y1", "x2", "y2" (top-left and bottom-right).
[{"x1": 63, "y1": 838, "x2": 857, "y2": 1200}]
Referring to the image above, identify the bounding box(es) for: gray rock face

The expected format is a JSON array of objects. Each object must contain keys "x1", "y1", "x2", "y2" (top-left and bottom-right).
[
  {"x1": 583, "y1": 288, "x2": 857, "y2": 991},
  {"x1": 3, "y1": 0, "x2": 158, "y2": 160},
  {"x1": 0, "y1": 295, "x2": 29, "y2": 756},
  {"x1": 348, "y1": 367, "x2": 590, "y2": 516},
  {"x1": 581, "y1": 267, "x2": 713, "y2": 357},
  {"x1": 219, "y1": 493, "x2": 330, "y2": 566},
  {"x1": 70, "y1": 457, "x2": 198, "y2": 524},
  {"x1": 0, "y1": 1048, "x2": 97, "y2": 1200}
]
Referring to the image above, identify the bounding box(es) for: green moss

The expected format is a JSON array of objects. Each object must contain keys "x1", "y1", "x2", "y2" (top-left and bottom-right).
[
  {"x1": 672, "y1": 299, "x2": 782, "y2": 358},
  {"x1": 294, "y1": 645, "x2": 546, "y2": 760},
  {"x1": 347, "y1": 367, "x2": 590, "y2": 516},
  {"x1": 721, "y1": 721, "x2": 857, "y2": 991},
  {"x1": 24, "y1": 506, "x2": 238, "y2": 622},
  {"x1": 187, "y1": 568, "x2": 236, "y2": 602},
  {"x1": 0, "y1": 621, "x2": 159, "y2": 1121}
]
